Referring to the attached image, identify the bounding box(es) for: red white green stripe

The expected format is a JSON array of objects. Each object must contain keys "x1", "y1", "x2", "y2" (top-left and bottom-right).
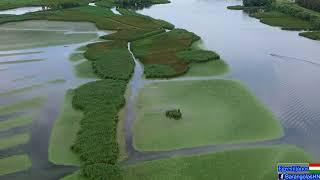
[{"x1": 309, "y1": 163, "x2": 320, "y2": 174}]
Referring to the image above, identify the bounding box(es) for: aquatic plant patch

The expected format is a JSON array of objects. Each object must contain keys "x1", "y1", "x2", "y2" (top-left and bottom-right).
[
  {"x1": 84, "y1": 41, "x2": 134, "y2": 80},
  {"x1": 134, "y1": 80, "x2": 283, "y2": 151},
  {"x1": 0, "y1": 133, "x2": 30, "y2": 150},
  {"x1": 74, "y1": 60, "x2": 97, "y2": 79},
  {"x1": 132, "y1": 29, "x2": 204, "y2": 78},
  {"x1": 0, "y1": 96, "x2": 46, "y2": 114},
  {"x1": 71, "y1": 80, "x2": 127, "y2": 179},
  {"x1": 49, "y1": 90, "x2": 81, "y2": 166},
  {"x1": 0, "y1": 155, "x2": 32, "y2": 175},
  {"x1": 183, "y1": 60, "x2": 229, "y2": 77},
  {"x1": 102, "y1": 29, "x2": 166, "y2": 41},
  {"x1": 0, "y1": 59, "x2": 44, "y2": 65},
  {"x1": 124, "y1": 145, "x2": 310, "y2": 180},
  {"x1": 0, "y1": 114, "x2": 35, "y2": 132}
]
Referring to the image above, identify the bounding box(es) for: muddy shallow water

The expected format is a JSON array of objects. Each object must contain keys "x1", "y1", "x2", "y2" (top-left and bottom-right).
[
  {"x1": 137, "y1": 0, "x2": 320, "y2": 159},
  {"x1": 0, "y1": 20, "x2": 109, "y2": 179}
]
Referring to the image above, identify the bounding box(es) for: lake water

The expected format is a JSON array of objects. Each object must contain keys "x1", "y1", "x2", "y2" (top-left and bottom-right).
[
  {"x1": 138, "y1": 0, "x2": 320, "y2": 159},
  {"x1": 0, "y1": 20, "x2": 108, "y2": 179}
]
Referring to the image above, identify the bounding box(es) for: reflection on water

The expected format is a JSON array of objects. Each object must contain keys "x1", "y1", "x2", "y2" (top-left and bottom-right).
[
  {"x1": 0, "y1": 7, "x2": 45, "y2": 15},
  {"x1": 0, "y1": 20, "x2": 109, "y2": 179},
  {"x1": 138, "y1": 0, "x2": 320, "y2": 159}
]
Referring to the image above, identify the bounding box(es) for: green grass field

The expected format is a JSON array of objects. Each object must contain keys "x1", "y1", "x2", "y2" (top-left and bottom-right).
[
  {"x1": 0, "y1": 155, "x2": 32, "y2": 175},
  {"x1": 252, "y1": 11, "x2": 314, "y2": 30},
  {"x1": 0, "y1": 133, "x2": 30, "y2": 150},
  {"x1": 124, "y1": 145, "x2": 310, "y2": 180},
  {"x1": 0, "y1": 114, "x2": 35, "y2": 132},
  {"x1": 134, "y1": 80, "x2": 283, "y2": 151},
  {"x1": 299, "y1": 31, "x2": 320, "y2": 40},
  {"x1": 49, "y1": 90, "x2": 81, "y2": 166}
]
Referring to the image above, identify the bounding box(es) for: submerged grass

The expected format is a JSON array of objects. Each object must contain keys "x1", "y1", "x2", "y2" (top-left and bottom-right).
[
  {"x1": 49, "y1": 90, "x2": 81, "y2": 166},
  {"x1": 0, "y1": 154, "x2": 32, "y2": 176},
  {"x1": 0, "y1": 114, "x2": 35, "y2": 132},
  {"x1": 70, "y1": 53, "x2": 85, "y2": 62},
  {"x1": 0, "y1": 58, "x2": 44, "y2": 65},
  {"x1": 124, "y1": 145, "x2": 310, "y2": 180},
  {"x1": 0, "y1": 0, "x2": 91, "y2": 10},
  {"x1": 0, "y1": 51, "x2": 42, "y2": 57},
  {"x1": 0, "y1": 79, "x2": 64, "y2": 97},
  {"x1": 74, "y1": 60, "x2": 97, "y2": 78},
  {"x1": 184, "y1": 59, "x2": 229, "y2": 77},
  {"x1": 0, "y1": 96, "x2": 46, "y2": 114},
  {"x1": 0, "y1": 133, "x2": 30, "y2": 150},
  {"x1": 134, "y1": 80, "x2": 283, "y2": 151}
]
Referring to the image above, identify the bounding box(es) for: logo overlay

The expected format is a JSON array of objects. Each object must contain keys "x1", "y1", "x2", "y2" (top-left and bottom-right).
[{"x1": 278, "y1": 163, "x2": 320, "y2": 180}]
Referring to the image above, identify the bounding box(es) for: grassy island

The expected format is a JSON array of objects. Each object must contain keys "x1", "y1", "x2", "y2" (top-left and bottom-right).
[
  {"x1": 228, "y1": 0, "x2": 320, "y2": 40},
  {"x1": 134, "y1": 80, "x2": 283, "y2": 151}
]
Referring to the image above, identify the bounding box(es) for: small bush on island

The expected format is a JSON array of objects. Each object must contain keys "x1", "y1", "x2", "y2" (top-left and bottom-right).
[{"x1": 166, "y1": 109, "x2": 182, "y2": 120}]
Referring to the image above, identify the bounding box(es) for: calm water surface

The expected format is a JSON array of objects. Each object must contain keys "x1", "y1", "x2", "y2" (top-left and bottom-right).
[
  {"x1": 0, "y1": 20, "x2": 108, "y2": 179},
  {"x1": 138, "y1": 0, "x2": 320, "y2": 159}
]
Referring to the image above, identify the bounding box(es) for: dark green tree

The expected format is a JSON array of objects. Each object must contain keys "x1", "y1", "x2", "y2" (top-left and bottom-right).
[{"x1": 243, "y1": 0, "x2": 273, "y2": 7}]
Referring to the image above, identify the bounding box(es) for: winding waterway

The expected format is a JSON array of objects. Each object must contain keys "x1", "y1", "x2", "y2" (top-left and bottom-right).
[{"x1": 133, "y1": 0, "x2": 320, "y2": 160}]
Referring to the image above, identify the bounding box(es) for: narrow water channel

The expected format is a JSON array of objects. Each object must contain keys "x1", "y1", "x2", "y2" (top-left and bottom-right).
[
  {"x1": 125, "y1": 42, "x2": 144, "y2": 157},
  {"x1": 137, "y1": 0, "x2": 320, "y2": 159}
]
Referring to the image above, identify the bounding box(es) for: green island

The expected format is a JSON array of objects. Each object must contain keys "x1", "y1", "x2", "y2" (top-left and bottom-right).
[
  {"x1": 134, "y1": 80, "x2": 283, "y2": 151},
  {"x1": 0, "y1": 0, "x2": 315, "y2": 179},
  {"x1": 228, "y1": 0, "x2": 320, "y2": 40}
]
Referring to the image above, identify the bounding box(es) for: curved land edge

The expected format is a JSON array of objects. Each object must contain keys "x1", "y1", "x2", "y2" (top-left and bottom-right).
[
  {"x1": 0, "y1": 1, "x2": 311, "y2": 180},
  {"x1": 227, "y1": 0, "x2": 320, "y2": 40}
]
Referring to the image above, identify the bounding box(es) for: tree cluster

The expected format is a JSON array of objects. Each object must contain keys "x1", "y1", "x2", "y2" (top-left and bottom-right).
[
  {"x1": 116, "y1": 0, "x2": 154, "y2": 7},
  {"x1": 166, "y1": 109, "x2": 182, "y2": 120},
  {"x1": 275, "y1": 2, "x2": 320, "y2": 29},
  {"x1": 243, "y1": 0, "x2": 273, "y2": 7},
  {"x1": 296, "y1": 0, "x2": 320, "y2": 12},
  {"x1": 45, "y1": 0, "x2": 81, "y2": 10}
]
